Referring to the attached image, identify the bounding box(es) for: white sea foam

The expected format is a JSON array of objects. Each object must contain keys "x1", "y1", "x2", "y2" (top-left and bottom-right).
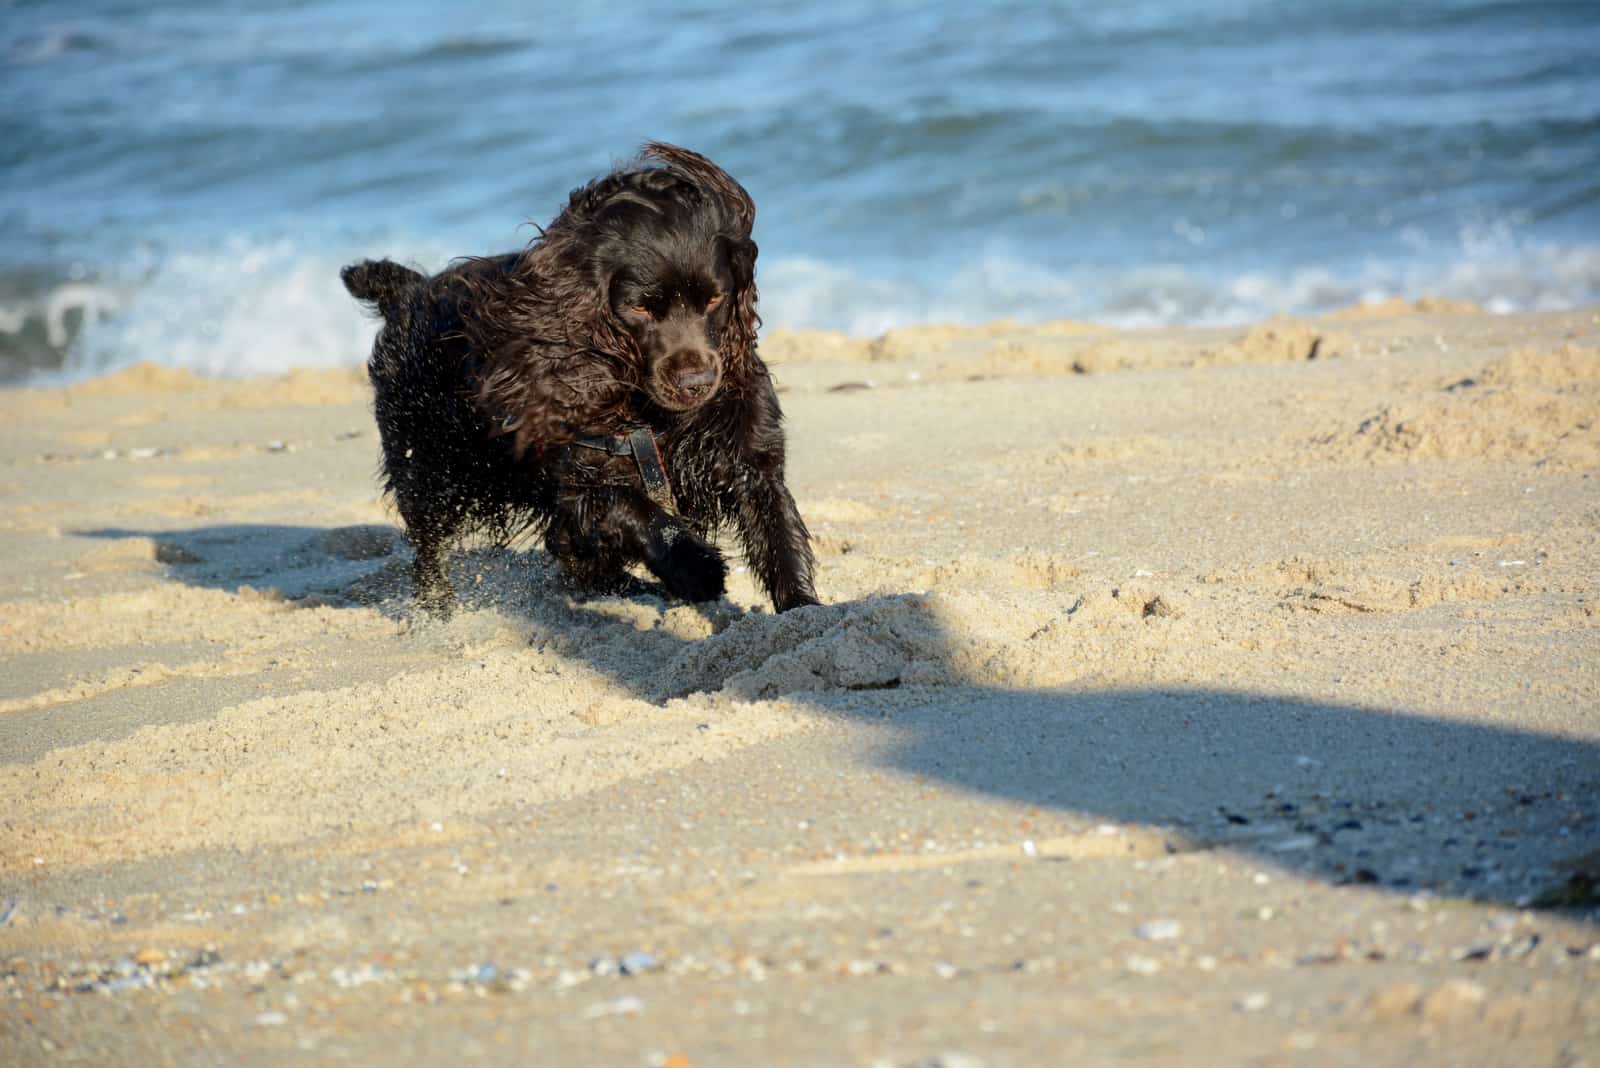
[
  {"x1": 8, "y1": 232, "x2": 1596, "y2": 385},
  {"x1": 763, "y1": 237, "x2": 1600, "y2": 334},
  {"x1": 56, "y1": 240, "x2": 370, "y2": 381}
]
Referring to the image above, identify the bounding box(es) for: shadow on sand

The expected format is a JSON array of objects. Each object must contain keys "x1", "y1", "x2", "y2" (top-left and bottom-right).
[{"x1": 79, "y1": 522, "x2": 1600, "y2": 915}]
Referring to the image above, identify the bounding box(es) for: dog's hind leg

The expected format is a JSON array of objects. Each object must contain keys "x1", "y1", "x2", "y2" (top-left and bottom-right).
[{"x1": 398, "y1": 503, "x2": 460, "y2": 617}]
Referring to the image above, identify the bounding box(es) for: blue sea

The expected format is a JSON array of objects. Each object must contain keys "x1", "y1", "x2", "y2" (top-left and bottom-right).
[{"x1": 3, "y1": 0, "x2": 1597, "y2": 383}]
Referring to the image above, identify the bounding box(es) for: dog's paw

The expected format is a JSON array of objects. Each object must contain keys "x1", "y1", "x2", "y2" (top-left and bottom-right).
[
  {"x1": 413, "y1": 588, "x2": 455, "y2": 620},
  {"x1": 773, "y1": 589, "x2": 822, "y2": 613},
  {"x1": 655, "y1": 535, "x2": 727, "y2": 603},
  {"x1": 412, "y1": 565, "x2": 456, "y2": 619}
]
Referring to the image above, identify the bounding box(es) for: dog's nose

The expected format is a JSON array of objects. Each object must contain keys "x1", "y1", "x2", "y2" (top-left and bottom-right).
[{"x1": 674, "y1": 366, "x2": 717, "y2": 395}]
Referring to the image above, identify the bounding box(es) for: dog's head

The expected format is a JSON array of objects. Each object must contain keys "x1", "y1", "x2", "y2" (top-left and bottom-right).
[
  {"x1": 472, "y1": 144, "x2": 762, "y2": 451},
  {"x1": 567, "y1": 143, "x2": 760, "y2": 414}
]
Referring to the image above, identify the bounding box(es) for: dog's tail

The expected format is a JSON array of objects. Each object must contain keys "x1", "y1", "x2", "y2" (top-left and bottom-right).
[{"x1": 341, "y1": 259, "x2": 425, "y2": 320}]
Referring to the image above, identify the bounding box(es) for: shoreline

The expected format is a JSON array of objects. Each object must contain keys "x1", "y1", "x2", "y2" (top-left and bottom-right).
[{"x1": 0, "y1": 294, "x2": 1538, "y2": 393}]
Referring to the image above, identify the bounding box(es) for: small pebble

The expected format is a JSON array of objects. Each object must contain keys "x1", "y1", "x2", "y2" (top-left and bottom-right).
[
  {"x1": 619, "y1": 951, "x2": 658, "y2": 976},
  {"x1": 1451, "y1": 942, "x2": 1494, "y2": 963},
  {"x1": 1504, "y1": 934, "x2": 1540, "y2": 959},
  {"x1": 254, "y1": 1011, "x2": 288, "y2": 1027},
  {"x1": 1135, "y1": 919, "x2": 1182, "y2": 941},
  {"x1": 329, "y1": 963, "x2": 385, "y2": 988},
  {"x1": 582, "y1": 994, "x2": 644, "y2": 1019},
  {"x1": 1124, "y1": 955, "x2": 1161, "y2": 975},
  {"x1": 1236, "y1": 991, "x2": 1270, "y2": 1013},
  {"x1": 102, "y1": 973, "x2": 153, "y2": 993},
  {"x1": 1268, "y1": 835, "x2": 1317, "y2": 852}
]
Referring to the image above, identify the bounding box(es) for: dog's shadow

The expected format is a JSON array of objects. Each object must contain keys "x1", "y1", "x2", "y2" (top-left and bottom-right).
[{"x1": 76, "y1": 522, "x2": 1600, "y2": 916}]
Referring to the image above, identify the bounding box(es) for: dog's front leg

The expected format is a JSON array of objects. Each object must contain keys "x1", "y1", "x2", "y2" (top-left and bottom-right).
[
  {"x1": 550, "y1": 490, "x2": 726, "y2": 604},
  {"x1": 637, "y1": 501, "x2": 727, "y2": 603},
  {"x1": 732, "y1": 470, "x2": 820, "y2": 613}
]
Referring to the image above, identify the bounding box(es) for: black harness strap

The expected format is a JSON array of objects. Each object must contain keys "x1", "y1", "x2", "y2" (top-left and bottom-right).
[{"x1": 571, "y1": 428, "x2": 679, "y2": 515}]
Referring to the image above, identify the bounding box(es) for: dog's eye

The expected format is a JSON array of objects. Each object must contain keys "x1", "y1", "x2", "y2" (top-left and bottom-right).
[
  {"x1": 706, "y1": 294, "x2": 724, "y2": 310},
  {"x1": 628, "y1": 305, "x2": 652, "y2": 319}
]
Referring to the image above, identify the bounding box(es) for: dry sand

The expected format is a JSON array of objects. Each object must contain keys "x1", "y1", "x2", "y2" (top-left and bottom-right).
[{"x1": 1, "y1": 304, "x2": 1597, "y2": 1066}]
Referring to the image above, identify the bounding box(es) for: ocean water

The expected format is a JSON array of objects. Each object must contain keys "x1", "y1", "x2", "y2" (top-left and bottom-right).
[{"x1": 3, "y1": 0, "x2": 1597, "y2": 383}]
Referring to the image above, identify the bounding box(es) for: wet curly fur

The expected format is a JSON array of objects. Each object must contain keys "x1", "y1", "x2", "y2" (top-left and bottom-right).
[{"x1": 342, "y1": 143, "x2": 819, "y2": 616}]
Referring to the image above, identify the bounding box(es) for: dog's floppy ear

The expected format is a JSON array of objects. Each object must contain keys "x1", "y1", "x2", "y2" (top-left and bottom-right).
[
  {"x1": 465, "y1": 243, "x2": 634, "y2": 456},
  {"x1": 720, "y1": 234, "x2": 761, "y2": 365}
]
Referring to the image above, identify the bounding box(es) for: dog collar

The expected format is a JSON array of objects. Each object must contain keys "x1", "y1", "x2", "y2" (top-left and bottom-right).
[{"x1": 571, "y1": 428, "x2": 678, "y2": 514}]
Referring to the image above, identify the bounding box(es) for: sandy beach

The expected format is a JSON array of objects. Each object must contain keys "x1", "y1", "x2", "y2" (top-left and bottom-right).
[{"x1": 1, "y1": 304, "x2": 1597, "y2": 1065}]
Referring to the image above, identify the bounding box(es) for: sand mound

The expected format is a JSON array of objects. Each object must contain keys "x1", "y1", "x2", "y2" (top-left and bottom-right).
[
  {"x1": 1477, "y1": 342, "x2": 1600, "y2": 388},
  {"x1": 869, "y1": 324, "x2": 993, "y2": 362},
  {"x1": 63, "y1": 361, "x2": 207, "y2": 394},
  {"x1": 759, "y1": 328, "x2": 873, "y2": 364},
  {"x1": 38, "y1": 364, "x2": 368, "y2": 407},
  {"x1": 1327, "y1": 296, "x2": 1485, "y2": 319},
  {"x1": 1318, "y1": 344, "x2": 1599, "y2": 467},
  {"x1": 659, "y1": 596, "x2": 948, "y2": 699},
  {"x1": 1201, "y1": 319, "x2": 1346, "y2": 366},
  {"x1": 651, "y1": 580, "x2": 1197, "y2": 701},
  {"x1": 759, "y1": 321, "x2": 1111, "y2": 376}
]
